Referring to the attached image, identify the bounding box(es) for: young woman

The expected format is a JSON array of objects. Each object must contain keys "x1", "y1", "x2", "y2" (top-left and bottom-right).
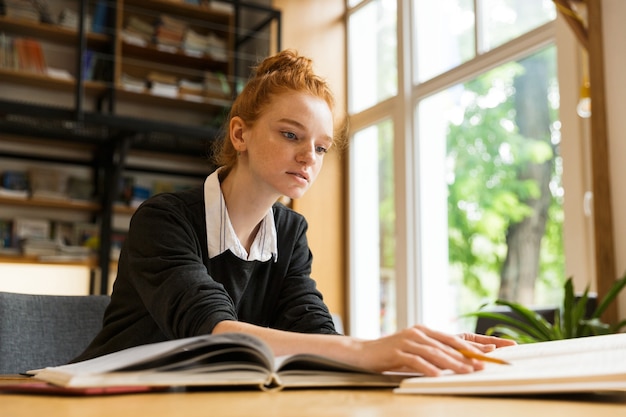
[{"x1": 74, "y1": 49, "x2": 513, "y2": 376}]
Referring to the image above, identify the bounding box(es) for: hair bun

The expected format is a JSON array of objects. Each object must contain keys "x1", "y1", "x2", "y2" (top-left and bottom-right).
[{"x1": 254, "y1": 49, "x2": 314, "y2": 77}]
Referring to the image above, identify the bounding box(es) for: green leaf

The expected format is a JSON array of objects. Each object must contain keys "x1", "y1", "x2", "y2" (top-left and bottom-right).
[
  {"x1": 610, "y1": 319, "x2": 626, "y2": 333},
  {"x1": 551, "y1": 309, "x2": 563, "y2": 339},
  {"x1": 467, "y1": 304, "x2": 551, "y2": 341},
  {"x1": 466, "y1": 311, "x2": 541, "y2": 340},
  {"x1": 562, "y1": 277, "x2": 574, "y2": 338},
  {"x1": 592, "y1": 272, "x2": 626, "y2": 319},
  {"x1": 494, "y1": 300, "x2": 556, "y2": 340},
  {"x1": 571, "y1": 286, "x2": 591, "y2": 337},
  {"x1": 580, "y1": 318, "x2": 611, "y2": 336},
  {"x1": 486, "y1": 325, "x2": 540, "y2": 344}
]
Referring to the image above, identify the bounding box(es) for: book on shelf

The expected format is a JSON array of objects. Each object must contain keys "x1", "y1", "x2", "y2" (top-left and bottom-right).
[
  {"x1": 1, "y1": 170, "x2": 29, "y2": 198},
  {"x1": 30, "y1": 332, "x2": 408, "y2": 391},
  {"x1": 2, "y1": 0, "x2": 40, "y2": 23},
  {"x1": 58, "y1": 8, "x2": 92, "y2": 32},
  {"x1": 123, "y1": 15, "x2": 154, "y2": 45},
  {"x1": 147, "y1": 71, "x2": 179, "y2": 98},
  {"x1": 179, "y1": 77, "x2": 204, "y2": 100},
  {"x1": 25, "y1": 38, "x2": 46, "y2": 73},
  {"x1": 29, "y1": 167, "x2": 69, "y2": 200},
  {"x1": 0, "y1": 218, "x2": 14, "y2": 250},
  {"x1": 203, "y1": 71, "x2": 230, "y2": 98},
  {"x1": 147, "y1": 71, "x2": 178, "y2": 85},
  {"x1": 155, "y1": 14, "x2": 187, "y2": 48},
  {"x1": 182, "y1": 29, "x2": 227, "y2": 62},
  {"x1": 0, "y1": 187, "x2": 28, "y2": 198},
  {"x1": 91, "y1": 0, "x2": 109, "y2": 34},
  {"x1": 120, "y1": 73, "x2": 146, "y2": 93},
  {"x1": 21, "y1": 237, "x2": 58, "y2": 256},
  {"x1": 81, "y1": 49, "x2": 97, "y2": 81},
  {"x1": 394, "y1": 332, "x2": 626, "y2": 396},
  {"x1": 8, "y1": 36, "x2": 46, "y2": 74},
  {"x1": 203, "y1": 0, "x2": 234, "y2": 14}
]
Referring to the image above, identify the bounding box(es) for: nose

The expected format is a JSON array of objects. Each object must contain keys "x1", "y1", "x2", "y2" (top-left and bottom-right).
[{"x1": 296, "y1": 142, "x2": 316, "y2": 165}]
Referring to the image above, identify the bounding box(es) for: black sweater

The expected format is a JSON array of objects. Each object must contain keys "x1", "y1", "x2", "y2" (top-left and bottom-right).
[{"x1": 74, "y1": 187, "x2": 337, "y2": 362}]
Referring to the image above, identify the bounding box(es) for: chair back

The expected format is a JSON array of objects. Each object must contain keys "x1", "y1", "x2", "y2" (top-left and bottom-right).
[{"x1": 0, "y1": 291, "x2": 109, "y2": 374}]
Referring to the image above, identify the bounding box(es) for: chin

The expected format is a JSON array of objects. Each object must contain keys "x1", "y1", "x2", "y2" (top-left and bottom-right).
[{"x1": 284, "y1": 188, "x2": 307, "y2": 200}]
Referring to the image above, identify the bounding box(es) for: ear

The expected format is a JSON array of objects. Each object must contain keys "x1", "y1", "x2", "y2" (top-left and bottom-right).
[{"x1": 229, "y1": 116, "x2": 248, "y2": 153}]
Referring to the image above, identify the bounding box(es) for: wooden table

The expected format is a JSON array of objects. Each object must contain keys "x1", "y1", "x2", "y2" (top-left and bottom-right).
[{"x1": 2, "y1": 376, "x2": 626, "y2": 417}]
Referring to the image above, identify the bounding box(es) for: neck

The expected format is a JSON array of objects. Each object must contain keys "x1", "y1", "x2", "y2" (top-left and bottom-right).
[{"x1": 220, "y1": 166, "x2": 276, "y2": 251}]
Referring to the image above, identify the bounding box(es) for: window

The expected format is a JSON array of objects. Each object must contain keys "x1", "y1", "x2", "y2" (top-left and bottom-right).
[
  {"x1": 349, "y1": 119, "x2": 396, "y2": 339},
  {"x1": 348, "y1": 0, "x2": 570, "y2": 337},
  {"x1": 417, "y1": 46, "x2": 562, "y2": 332},
  {"x1": 347, "y1": 0, "x2": 397, "y2": 114}
]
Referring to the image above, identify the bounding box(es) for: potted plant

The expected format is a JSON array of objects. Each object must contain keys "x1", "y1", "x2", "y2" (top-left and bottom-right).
[{"x1": 467, "y1": 272, "x2": 626, "y2": 343}]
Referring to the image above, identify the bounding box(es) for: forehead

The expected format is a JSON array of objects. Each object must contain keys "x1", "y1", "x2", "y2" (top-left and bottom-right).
[{"x1": 262, "y1": 92, "x2": 333, "y2": 134}]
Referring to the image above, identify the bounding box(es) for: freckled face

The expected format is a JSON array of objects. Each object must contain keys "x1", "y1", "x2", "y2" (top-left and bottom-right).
[{"x1": 239, "y1": 92, "x2": 334, "y2": 200}]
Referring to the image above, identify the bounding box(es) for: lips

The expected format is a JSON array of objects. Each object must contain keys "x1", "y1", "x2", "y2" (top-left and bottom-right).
[{"x1": 288, "y1": 171, "x2": 310, "y2": 183}]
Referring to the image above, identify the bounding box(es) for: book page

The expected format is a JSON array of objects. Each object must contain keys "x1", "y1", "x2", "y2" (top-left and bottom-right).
[
  {"x1": 397, "y1": 335, "x2": 626, "y2": 394},
  {"x1": 34, "y1": 333, "x2": 274, "y2": 382},
  {"x1": 274, "y1": 353, "x2": 379, "y2": 374},
  {"x1": 272, "y1": 354, "x2": 413, "y2": 389},
  {"x1": 487, "y1": 332, "x2": 626, "y2": 362}
]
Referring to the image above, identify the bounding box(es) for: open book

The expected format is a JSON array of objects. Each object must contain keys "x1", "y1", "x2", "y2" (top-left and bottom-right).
[
  {"x1": 395, "y1": 332, "x2": 626, "y2": 395},
  {"x1": 31, "y1": 333, "x2": 407, "y2": 391}
]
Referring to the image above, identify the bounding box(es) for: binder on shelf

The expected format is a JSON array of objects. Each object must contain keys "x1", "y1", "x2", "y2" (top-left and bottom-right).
[{"x1": 91, "y1": 0, "x2": 109, "y2": 34}]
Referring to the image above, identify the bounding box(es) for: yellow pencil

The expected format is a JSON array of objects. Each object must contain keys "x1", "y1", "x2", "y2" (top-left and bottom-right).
[{"x1": 456, "y1": 349, "x2": 511, "y2": 365}]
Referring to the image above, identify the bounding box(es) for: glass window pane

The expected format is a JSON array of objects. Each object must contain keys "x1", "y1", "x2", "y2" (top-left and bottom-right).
[
  {"x1": 479, "y1": 0, "x2": 556, "y2": 51},
  {"x1": 350, "y1": 119, "x2": 396, "y2": 339},
  {"x1": 416, "y1": 46, "x2": 563, "y2": 333},
  {"x1": 413, "y1": 0, "x2": 475, "y2": 83},
  {"x1": 348, "y1": 0, "x2": 397, "y2": 114}
]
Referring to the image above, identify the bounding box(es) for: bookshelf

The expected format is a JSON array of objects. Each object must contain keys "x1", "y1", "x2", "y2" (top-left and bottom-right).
[{"x1": 0, "y1": 0, "x2": 281, "y2": 294}]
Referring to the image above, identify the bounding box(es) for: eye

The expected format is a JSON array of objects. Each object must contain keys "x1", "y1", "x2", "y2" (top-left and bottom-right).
[
  {"x1": 315, "y1": 146, "x2": 328, "y2": 154},
  {"x1": 281, "y1": 131, "x2": 297, "y2": 140}
]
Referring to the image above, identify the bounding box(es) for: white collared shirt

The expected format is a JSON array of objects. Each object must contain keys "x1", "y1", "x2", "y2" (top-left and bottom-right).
[{"x1": 204, "y1": 169, "x2": 278, "y2": 262}]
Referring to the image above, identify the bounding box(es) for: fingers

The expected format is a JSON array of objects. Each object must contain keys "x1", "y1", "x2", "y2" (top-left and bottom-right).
[
  {"x1": 393, "y1": 326, "x2": 486, "y2": 376},
  {"x1": 402, "y1": 343, "x2": 484, "y2": 377},
  {"x1": 363, "y1": 326, "x2": 511, "y2": 376},
  {"x1": 459, "y1": 332, "x2": 517, "y2": 348}
]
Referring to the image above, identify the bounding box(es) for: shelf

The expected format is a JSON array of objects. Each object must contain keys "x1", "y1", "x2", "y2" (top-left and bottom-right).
[
  {"x1": 113, "y1": 204, "x2": 136, "y2": 216},
  {"x1": 115, "y1": 86, "x2": 231, "y2": 111},
  {"x1": 0, "y1": 16, "x2": 110, "y2": 48},
  {"x1": 0, "y1": 68, "x2": 109, "y2": 95},
  {"x1": 0, "y1": 254, "x2": 98, "y2": 267},
  {"x1": 0, "y1": 195, "x2": 101, "y2": 212},
  {"x1": 0, "y1": 0, "x2": 280, "y2": 295},
  {"x1": 124, "y1": 0, "x2": 233, "y2": 25},
  {"x1": 121, "y1": 41, "x2": 230, "y2": 73}
]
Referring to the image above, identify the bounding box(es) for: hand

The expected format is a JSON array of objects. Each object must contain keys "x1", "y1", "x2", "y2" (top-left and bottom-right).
[
  {"x1": 457, "y1": 332, "x2": 517, "y2": 352},
  {"x1": 357, "y1": 324, "x2": 505, "y2": 376}
]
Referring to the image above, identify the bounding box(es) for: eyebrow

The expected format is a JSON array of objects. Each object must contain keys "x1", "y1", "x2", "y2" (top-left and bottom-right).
[{"x1": 278, "y1": 118, "x2": 333, "y2": 143}]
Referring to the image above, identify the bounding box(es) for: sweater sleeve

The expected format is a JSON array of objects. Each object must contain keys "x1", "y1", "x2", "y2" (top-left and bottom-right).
[
  {"x1": 124, "y1": 194, "x2": 238, "y2": 338},
  {"x1": 270, "y1": 206, "x2": 339, "y2": 335}
]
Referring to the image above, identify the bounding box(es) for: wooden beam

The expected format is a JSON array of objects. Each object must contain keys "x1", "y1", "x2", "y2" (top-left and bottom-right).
[
  {"x1": 553, "y1": 0, "x2": 618, "y2": 322},
  {"x1": 586, "y1": 0, "x2": 618, "y2": 323},
  {"x1": 553, "y1": 0, "x2": 589, "y2": 49}
]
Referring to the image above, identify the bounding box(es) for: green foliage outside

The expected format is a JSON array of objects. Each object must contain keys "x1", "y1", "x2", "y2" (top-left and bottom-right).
[{"x1": 446, "y1": 46, "x2": 565, "y2": 320}]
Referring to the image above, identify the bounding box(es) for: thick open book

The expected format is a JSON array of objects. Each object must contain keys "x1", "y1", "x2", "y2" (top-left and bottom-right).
[
  {"x1": 31, "y1": 333, "x2": 406, "y2": 391},
  {"x1": 395, "y1": 332, "x2": 626, "y2": 395}
]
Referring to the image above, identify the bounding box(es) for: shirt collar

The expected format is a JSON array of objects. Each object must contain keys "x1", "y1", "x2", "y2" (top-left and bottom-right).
[{"x1": 204, "y1": 169, "x2": 278, "y2": 262}]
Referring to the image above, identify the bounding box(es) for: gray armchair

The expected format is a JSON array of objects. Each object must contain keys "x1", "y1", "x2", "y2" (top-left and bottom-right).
[{"x1": 0, "y1": 291, "x2": 109, "y2": 374}]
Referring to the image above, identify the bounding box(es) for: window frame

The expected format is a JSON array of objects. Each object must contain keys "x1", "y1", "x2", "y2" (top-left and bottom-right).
[{"x1": 346, "y1": 0, "x2": 591, "y2": 334}]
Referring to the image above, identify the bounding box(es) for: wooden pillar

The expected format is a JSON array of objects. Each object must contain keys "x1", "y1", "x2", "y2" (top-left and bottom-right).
[
  {"x1": 586, "y1": 0, "x2": 617, "y2": 323},
  {"x1": 554, "y1": 0, "x2": 617, "y2": 322}
]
